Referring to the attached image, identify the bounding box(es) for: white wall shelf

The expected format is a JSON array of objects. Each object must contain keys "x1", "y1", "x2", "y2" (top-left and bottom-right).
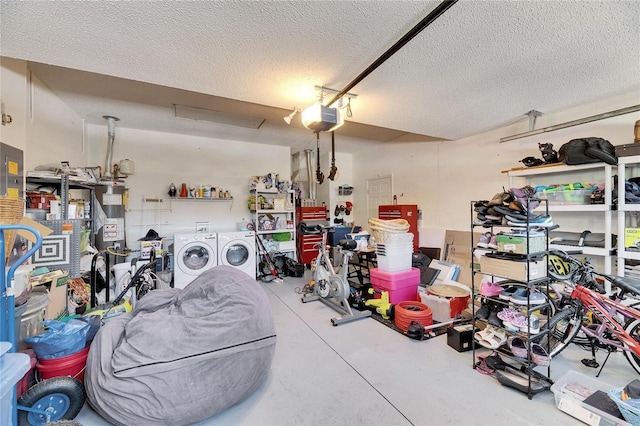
[
  {"x1": 507, "y1": 163, "x2": 614, "y2": 276},
  {"x1": 616, "y1": 155, "x2": 640, "y2": 275},
  {"x1": 250, "y1": 189, "x2": 297, "y2": 261}
]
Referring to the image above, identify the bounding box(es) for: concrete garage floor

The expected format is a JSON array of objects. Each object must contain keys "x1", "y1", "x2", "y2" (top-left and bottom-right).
[{"x1": 76, "y1": 270, "x2": 634, "y2": 425}]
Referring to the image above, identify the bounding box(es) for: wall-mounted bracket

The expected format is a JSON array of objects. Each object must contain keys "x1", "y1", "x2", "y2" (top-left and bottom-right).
[{"x1": 526, "y1": 110, "x2": 543, "y2": 131}]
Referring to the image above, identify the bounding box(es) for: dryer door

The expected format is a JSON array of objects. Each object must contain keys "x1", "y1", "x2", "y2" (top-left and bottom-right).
[
  {"x1": 220, "y1": 239, "x2": 252, "y2": 268},
  {"x1": 177, "y1": 241, "x2": 217, "y2": 276}
]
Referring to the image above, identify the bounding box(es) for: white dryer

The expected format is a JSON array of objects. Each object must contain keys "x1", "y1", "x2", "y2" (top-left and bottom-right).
[
  {"x1": 174, "y1": 232, "x2": 218, "y2": 289},
  {"x1": 217, "y1": 230, "x2": 256, "y2": 280}
]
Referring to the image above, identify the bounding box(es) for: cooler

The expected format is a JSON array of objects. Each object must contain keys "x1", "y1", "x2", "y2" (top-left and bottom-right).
[
  {"x1": 1, "y1": 342, "x2": 30, "y2": 426},
  {"x1": 370, "y1": 267, "x2": 420, "y2": 304}
]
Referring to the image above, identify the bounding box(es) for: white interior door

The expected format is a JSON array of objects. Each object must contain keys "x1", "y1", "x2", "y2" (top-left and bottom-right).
[{"x1": 366, "y1": 175, "x2": 393, "y2": 226}]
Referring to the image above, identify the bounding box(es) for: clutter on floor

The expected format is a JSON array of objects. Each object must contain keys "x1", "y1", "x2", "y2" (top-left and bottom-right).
[{"x1": 84, "y1": 266, "x2": 276, "y2": 426}]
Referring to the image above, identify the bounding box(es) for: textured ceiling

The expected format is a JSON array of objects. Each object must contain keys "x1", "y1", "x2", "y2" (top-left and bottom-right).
[{"x1": 1, "y1": 1, "x2": 639, "y2": 153}]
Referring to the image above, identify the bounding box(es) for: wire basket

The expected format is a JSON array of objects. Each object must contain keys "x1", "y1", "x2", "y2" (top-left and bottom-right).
[
  {"x1": 0, "y1": 197, "x2": 25, "y2": 262},
  {"x1": 368, "y1": 218, "x2": 410, "y2": 244},
  {"x1": 608, "y1": 387, "x2": 640, "y2": 426}
]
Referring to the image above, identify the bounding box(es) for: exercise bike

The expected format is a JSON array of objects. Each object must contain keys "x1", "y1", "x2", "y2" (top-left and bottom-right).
[{"x1": 301, "y1": 225, "x2": 371, "y2": 326}]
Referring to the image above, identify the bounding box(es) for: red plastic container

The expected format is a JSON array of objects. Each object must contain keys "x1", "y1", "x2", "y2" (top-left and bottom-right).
[
  {"x1": 370, "y1": 267, "x2": 420, "y2": 304},
  {"x1": 36, "y1": 346, "x2": 89, "y2": 382}
]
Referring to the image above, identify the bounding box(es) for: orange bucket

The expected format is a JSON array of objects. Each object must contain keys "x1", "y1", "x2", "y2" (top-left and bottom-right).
[{"x1": 36, "y1": 346, "x2": 89, "y2": 382}]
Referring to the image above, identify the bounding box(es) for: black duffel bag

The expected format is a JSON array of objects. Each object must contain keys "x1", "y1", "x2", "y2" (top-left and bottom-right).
[{"x1": 558, "y1": 137, "x2": 617, "y2": 165}]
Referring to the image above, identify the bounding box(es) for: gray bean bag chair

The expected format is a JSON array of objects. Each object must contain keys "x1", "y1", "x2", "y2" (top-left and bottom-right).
[{"x1": 85, "y1": 265, "x2": 277, "y2": 426}]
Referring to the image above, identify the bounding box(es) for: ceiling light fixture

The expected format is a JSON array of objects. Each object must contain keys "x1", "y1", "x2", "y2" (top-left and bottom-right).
[
  {"x1": 283, "y1": 108, "x2": 301, "y2": 125},
  {"x1": 301, "y1": 86, "x2": 356, "y2": 133}
]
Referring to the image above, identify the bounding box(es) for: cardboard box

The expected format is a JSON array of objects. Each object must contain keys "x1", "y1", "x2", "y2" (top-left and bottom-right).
[
  {"x1": 625, "y1": 228, "x2": 640, "y2": 248},
  {"x1": 29, "y1": 270, "x2": 69, "y2": 320},
  {"x1": 447, "y1": 324, "x2": 474, "y2": 352},
  {"x1": 480, "y1": 255, "x2": 547, "y2": 281},
  {"x1": 442, "y1": 230, "x2": 484, "y2": 287},
  {"x1": 496, "y1": 235, "x2": 547, "y2": 255},
  {"x1": 141, "y1": 239, "x2": 164, "y2": 258}
]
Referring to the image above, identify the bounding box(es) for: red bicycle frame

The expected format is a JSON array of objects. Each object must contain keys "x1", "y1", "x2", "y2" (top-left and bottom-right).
[{"x1": 571, "y1": 284, "x2": 640, "y2": 356}]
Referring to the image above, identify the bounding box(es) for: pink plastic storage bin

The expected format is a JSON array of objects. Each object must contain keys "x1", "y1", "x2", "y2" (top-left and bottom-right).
[{"x1": 370, "y1": 267, "x2": 420, "y2": 304}]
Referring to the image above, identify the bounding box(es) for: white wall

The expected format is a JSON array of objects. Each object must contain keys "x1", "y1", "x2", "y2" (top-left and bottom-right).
[
  {"x1": 4, "y1": 57, "x2": 640, "y2": 256},
  {"x1": 1, "y1": 59, "x2": 291, "y2": 255},
  {"x1": 352, "y1": 90, "x2": 640, "y2": 249},
  {"x1": 83, "y1": 124, "x2": 291, "y2": 250},
  {"x1": 316, "y1": 151, "x2": 353, "y2": 225}
]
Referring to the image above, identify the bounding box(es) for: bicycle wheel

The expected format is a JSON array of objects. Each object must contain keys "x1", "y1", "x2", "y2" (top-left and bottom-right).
[
  {"x1": 535, "y1": 304, "x2": 582, "y2": 358},
  {"x1": 623, "y1": 318, "x2": 640, "y2": 375}
]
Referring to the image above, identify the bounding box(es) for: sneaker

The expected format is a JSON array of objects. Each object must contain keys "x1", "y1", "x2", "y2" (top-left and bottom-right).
[
  {"x1": 497, "y1": 307, "x2": 522, "y2": 322},
  {"x1": 507, "y1": 215, "x2": 553, "y2": 228},
  {"x1": 477, "y1": 232, "x2": 493, "y2": 248},
  {"x1": 476, "y1": 302, "x2": 491, "y2": 320},
  {"x1": 499, "y1": 285, "x2": 520, "y2": 301},
  {"x1": 480, "y1": 281, "x2": 503, "y2": 297},
  {"x1": 522, "y1": 315, "x2": 540, "y2": 334},
  {"x1": 487, "y1": 233, "x2": 498, "y2": 250},
  {"x1": 510, "y1": 288, "x2": 546, "y2": 305},
  {"x1": 510, "y1": 186, "x2": 541, "y2": 212},
  {"x1": 488, "y1": 306, "x2": 504, "y2": 327}
]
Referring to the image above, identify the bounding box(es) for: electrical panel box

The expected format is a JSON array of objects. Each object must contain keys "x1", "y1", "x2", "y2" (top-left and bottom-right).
[{"x1": 1, "y1": 142, "x2": 23, "y2": 198}]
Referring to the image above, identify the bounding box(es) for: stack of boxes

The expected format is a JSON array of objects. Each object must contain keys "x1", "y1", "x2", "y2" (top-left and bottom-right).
[{"x1": 370, "y1": 232, "x2": 420, "y2": 304}]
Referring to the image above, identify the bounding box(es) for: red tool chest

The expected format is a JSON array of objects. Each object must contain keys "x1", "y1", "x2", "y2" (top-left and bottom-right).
[
  {"x1": 296, "y1": 206, "x2": 327, "y2": 223},
  {"x1": 296, "y1": 206, "x2": 327, "y2": 265},
  {"x1": 378, "y1": 204, "x2": 419, "y2": 252}
]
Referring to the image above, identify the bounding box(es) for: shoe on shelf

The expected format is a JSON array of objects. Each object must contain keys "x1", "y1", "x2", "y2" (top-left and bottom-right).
[
  {"x1": 495, "y1": 369, "x2": 551, "y2": 395},
  {"x1": 507, "y1": 215, "x2": 554, "y2": 228},
  {"x1": 499, "y1": 285, "x2": 521, "y2": 301},
  {"x1": 510, "y1": 288, "x2": 546, "y2": 305},
  {"x1": 507, "y1": 336, "x2": 528, "y2": 358},
  {"x1": 475, "y1": 302, "x2": 491, "y2": 320},
  {"x1": 488, "y1": 306, "x2": 504, "y2": 327},
  {"x1": 521, "y1": 315, "x2": 540, "y2": 334},
  {"x1": 480, "y1": 281, "x2": 503, "y2": 297},
  {"x1": 531, "y1": 343, "x2": 551, "y2": 366},
  {"x1": 474, "y1": 325, "x2": 507, "y2": 350},
  {"x1": 487, "y1": 233, "x2": 498, "y2": 250},
  {"x1": 497, "y1": 306, "x2": 521, "y2": 322},
  {"x1": 477, "y1": 232, "x2": 493, "y2": 248},
  {"x1": 510, "y1": 185, "x2": 541, "y2": 212},
  {"x1": 504, "y1": 313, "x2": 528, "y2": 329}
]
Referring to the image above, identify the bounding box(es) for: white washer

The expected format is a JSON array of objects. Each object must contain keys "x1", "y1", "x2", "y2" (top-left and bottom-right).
[
  {"x1": 217, "y1": 230, "x2": 256, "y2": 280},
  {"x1": 174, "y1": 232, "x2": 218, "y2": 289}
]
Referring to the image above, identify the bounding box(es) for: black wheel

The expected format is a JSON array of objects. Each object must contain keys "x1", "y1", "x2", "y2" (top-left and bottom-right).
[
  {"x1": 17, "y1": 377, "x2": 86, "y2": 426},
  {"x1": 535, "y1": 304, "x2": 582, "y2": 358},
  {"x1": 623, "y1": 318, "x2": 640, "y2": 375}
]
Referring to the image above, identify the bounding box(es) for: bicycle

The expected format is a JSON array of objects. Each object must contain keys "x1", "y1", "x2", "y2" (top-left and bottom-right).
[
  {"x1": 537, "y1": 249, "x2": 640, "y2": 376},
  {"x1": 300, "y1": 225, "x2": 371, "y2": 326}
]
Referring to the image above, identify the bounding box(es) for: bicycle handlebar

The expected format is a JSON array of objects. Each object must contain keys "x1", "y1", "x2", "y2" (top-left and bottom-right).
[{"x1": 549, "y1": 249, "x2": 640, "y2": 296}]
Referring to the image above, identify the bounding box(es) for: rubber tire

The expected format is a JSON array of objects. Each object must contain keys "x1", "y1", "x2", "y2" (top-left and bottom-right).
[
  {"x1": 536, "y1": 305, "x2": 582, "y2": 358},
  {"x1": 623, "y1": 318, "x2": 640, "y2": 375},
  {"x1": 18, "y1": 377, "x2": 86, "y2": 426}
]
